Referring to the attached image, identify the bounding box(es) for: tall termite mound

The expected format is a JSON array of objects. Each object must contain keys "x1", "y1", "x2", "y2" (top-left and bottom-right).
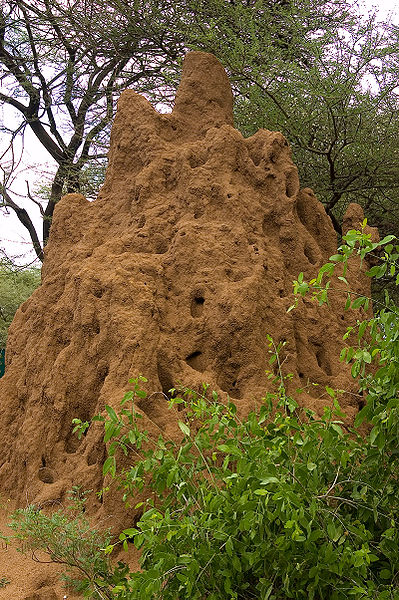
[{"x1": 0, "y1": 52, "x2": 375, "y2": 517}]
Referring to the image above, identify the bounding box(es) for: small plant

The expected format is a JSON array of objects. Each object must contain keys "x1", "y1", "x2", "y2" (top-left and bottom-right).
[
  {"x1": 0, "y1": 576, "x2": 10, "y2": 588},
  {"x1": 2, "y1": 502, "x2": 113, "y2": 599}
]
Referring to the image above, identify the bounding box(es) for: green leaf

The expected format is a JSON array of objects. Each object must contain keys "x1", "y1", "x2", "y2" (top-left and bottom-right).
[
  {"x1": 122, "y1": 528, "x2": 139, "y2": 537},
  {"x1": 379, "y1": 569, "x2": 391, "y2": 579},
  {"x1": 366, "y1": 265, "x2": 384, "y2": 277},
  {"x1": 358, "y1": 321, "x2": 367, "y2": 340},
  {"x1": 128, "y1": 430, "x2": 136, "y2": 445},
  {"x1": 104, "y1": 422, "x2": 117, "y2": 443},
  {"x1": 260, "y1": 476, "x2": 279, "y2": 485},
  {"x1": 369, "y1": 426, "x2": 378, "y2": 445},
  {"x1": 351, "y1": 297, "x2": 365, "y2": 309},
  {"x1": 105, "y1": 405, "x2": 118, "y2": 423},
  {"x1": 217, "y1": 444, "x2": 242, "y2": 457},
  {"x1": 329, "y1": 254, "x2": 344, "y2": 262},
  {"x1": 362, "y1": 351, "x2": 372, "y2": 364},
  {"x1": 178, "y1": 421, "x2": 191, "y2": 437},
  {"x1": 351, "y1": 361, "x2": 361, "y2": 378},
  {"x1": 297, "y1": 282, "x2": 309, "y2": 296},
  {"x1": 380, "y1": 235, "x2": 396, "y2": 245},
  {"x1": 331, "y1": 424, "x2": 343, "y2": 437},
  {"x1": 327, "y1": 522, "x2": 336, "y2": 540},
  {"x1": 103, "y1": 456, "x2": 116, "y2": 477},
  {"x1": 225, "y1": 536, "x2": 233, "y2": 557}
]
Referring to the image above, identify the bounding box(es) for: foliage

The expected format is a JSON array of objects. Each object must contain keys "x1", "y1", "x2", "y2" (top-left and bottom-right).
[
  {"x1": 0, "y1": 489, "x2": 115, "y2": 599},
  {"x1": 67, "y1": 366, "x2": 399, "y2": 600},
  {"x1": 0, "y1": 576, "x2": 10, "y2": 587},
  {"x1": 188, "y1": 8, "x2": 399, "y2": 236},
  {"x1": 292, "y1": 222, "x2": 399, "y2": 464},
  {"x1": 3, "y1": 0, "x2": 397, "y2": 259},
  {"x1": 0, "y1": 257, "x2": 40, "y2": 348}
]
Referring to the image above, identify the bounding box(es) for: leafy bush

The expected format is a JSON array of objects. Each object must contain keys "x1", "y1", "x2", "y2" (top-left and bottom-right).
[
  {"x1": 71, "y1": 369, "x2": 399, "y2": 600},
  {"x1": 0, "y1": 489, "x2": 116, "y2": 599}
]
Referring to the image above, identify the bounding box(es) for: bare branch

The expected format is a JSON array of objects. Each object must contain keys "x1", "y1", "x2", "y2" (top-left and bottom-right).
[{"x1": 0, "y1": 183, "x2": 43, "y2": 261}]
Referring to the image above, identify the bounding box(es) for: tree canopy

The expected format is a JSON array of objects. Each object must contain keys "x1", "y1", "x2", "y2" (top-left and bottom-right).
[{"x1": 0, "y1": 0, "x2": 398, "y2": 261}]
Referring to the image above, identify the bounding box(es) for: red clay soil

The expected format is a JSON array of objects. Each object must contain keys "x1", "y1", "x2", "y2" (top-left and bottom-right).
[{"x1": 0, "y1": 52, "x2": 379, "y2": 598}]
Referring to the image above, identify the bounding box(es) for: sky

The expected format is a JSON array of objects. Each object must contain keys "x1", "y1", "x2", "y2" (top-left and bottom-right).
[{"x1": 0, "y1": 0, "x2": 398, "y2": 266}]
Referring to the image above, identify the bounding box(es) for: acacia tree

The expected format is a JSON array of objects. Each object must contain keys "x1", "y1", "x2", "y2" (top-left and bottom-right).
[
  {"x1": 2, "y1": 0, "x2": 394, "y2": 263},
  {"x1": 228, "y1": 15, "x2": 399, "y2": 236},
  {"x1": 0, "y1": 0, "x2": 184, "y2": 261},
  {"x1": 0, "y1": 257, "x2": 40, "y2": 347},
  {"x1": 165, "y1": 2, "x2": 398, "y2": 236}
]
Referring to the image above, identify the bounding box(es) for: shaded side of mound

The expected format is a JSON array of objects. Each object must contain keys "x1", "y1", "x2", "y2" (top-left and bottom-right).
[{"x1": 0, "y1": 52, "x2": 375, "y2": 526}]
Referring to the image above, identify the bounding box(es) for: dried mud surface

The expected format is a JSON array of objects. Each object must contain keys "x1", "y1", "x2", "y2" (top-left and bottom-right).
[{"x1": 0, "y1": 51, "x2": 378, "y2": 598}]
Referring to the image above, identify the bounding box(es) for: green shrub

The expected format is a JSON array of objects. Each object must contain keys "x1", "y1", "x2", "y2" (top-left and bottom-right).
[
  {"x1": 1, "y1": 490, "x2": 115, "y2": 599},
  {"x1": 0, "y1": 258, "x2": 41, "y2": 348},
  {"x1": 71, "y1": 371, "x2": 399, "y2": 600}
]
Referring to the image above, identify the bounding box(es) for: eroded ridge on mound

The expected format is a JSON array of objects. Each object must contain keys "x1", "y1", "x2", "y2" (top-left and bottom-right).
[{"x1": 0, "y1": 52, "x2": 375, "y2": 525}]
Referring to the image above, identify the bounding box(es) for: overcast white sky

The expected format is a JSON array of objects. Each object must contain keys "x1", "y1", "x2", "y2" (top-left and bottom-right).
[{"x1": 0, "y1": 0, "x2": 398, "y2": 265}]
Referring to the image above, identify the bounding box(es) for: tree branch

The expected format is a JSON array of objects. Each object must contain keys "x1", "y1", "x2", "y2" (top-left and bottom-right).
[{"x1": 0, "y1": 183, "x2": 43, "y2": 261}]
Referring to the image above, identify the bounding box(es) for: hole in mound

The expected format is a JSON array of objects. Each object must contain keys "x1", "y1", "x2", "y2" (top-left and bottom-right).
[
  {"x1": 298, "y1": 372, "x2": 304, "y2": 379},
  {"x1": 304, "y1": 243, "x2": 318, "y2": 265},
  {"x1": 137, "y1": 214, "x2": 146, "y2": 229},
  {"x1": 93, "y1": 286, "x2": 104, "y2": 298},
  {"x1": 186, "y1": 351, "x2": 205, "y2": 373},
  {"x1": 279, "y1": 288, "x2": 287, "y2": 298},
  {"x1": 97, "y1": 363, "x2": 109, "y2": 384},
  {"x1": 194, "y1": 207, "x2": 205, "y2": 219},
  {"x1": 285, "y1": 170, "x2": 299, "y2": 198},
  {"x1": 191, "y1": 295, "x2": 205, "y2": 318},
  {"x1": 157, "y1": 360, "x2": 174, "y2": 400},
  {"x1": 154, "y1": 237, "x2": 168, "y2": 254},
  {"x1": 220, "y1": 379, "x2": 242, "y2": 400},
  {"x1": 315, "y1": 346, "x2": 332, "y2": 376},
  {"x1": 38, "y1": 467, "x2": 54, "y2": 484},
  {"x1": 218, "y1": 364, "x2": 243, "y2": 400},
  {"x1": 87, "y1": 444, "x2": 105, "y2": 467},
  {"x1": 64, "y1": 432, "x2": 81, "y2": 454},
  {"x1": 248, "y1": 146, "x2": 262, "y2": 166},
  {"x1": 188, "y1": 154, "x2": 206, "y2": 169}
]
